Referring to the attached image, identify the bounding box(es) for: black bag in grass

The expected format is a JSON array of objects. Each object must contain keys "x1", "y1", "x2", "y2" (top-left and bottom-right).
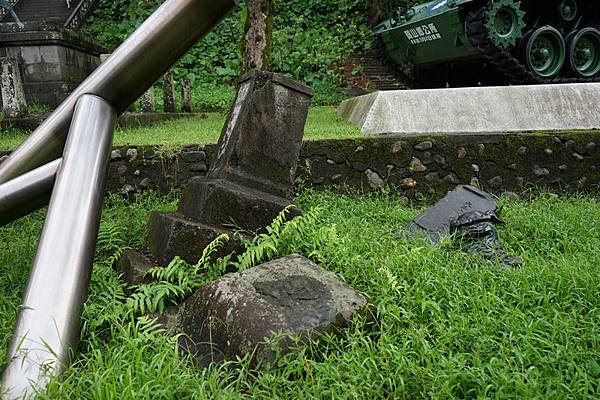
[{"x1": 449, "y1": 210, "x2": 523, "y2": 268}]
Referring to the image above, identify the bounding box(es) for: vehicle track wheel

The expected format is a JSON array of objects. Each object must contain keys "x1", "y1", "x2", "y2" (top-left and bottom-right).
[
  {"x1": 485, "y1": 0, "x2": 526, "y2": 49},
  {"x1": 566, "y1": 27, "x2": 600, "y2": 77},
  {"x1": 557, "y1": 0, "x2": 578, "y2": 23},
  {"x1": 522, "y1": 26, "x2": 566, "y2": 78}
]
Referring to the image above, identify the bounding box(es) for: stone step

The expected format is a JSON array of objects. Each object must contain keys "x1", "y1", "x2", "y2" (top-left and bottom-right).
[
  {"x1": 344, "y1": 52, "x2": 407, "y2": 92},
  {"x1": 3, "y1": 0, "x2": 80, "y2": 23}
]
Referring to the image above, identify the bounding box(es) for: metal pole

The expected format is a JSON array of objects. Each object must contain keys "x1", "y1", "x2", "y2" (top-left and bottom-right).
[
  {"x1": 2, "y1": 95, "x2": 116, "y2": 399},
  {"x1": 0, "y1": 159, "x2": 59, "y2": 226},
  {"x1": 0, "y1": 0, "x2": 238, "y2": 184}
]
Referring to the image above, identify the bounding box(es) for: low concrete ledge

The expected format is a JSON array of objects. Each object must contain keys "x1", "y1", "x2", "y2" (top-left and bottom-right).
[{"x1": 339, "y1": 84, "x2": 600, "y2": 136}]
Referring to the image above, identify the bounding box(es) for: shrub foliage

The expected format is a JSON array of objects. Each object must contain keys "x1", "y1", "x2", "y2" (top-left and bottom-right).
[{"x1": 85, "y1": 0, "x2": 373, "y2": 86}]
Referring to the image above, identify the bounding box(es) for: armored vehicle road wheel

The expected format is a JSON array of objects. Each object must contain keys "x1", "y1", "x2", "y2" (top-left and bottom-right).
[
  {"x1": 522, "y1": 26, "x2": 566, "y2": 78},
  {"x1": 566, "y1": 27, "x2": 600, "y2": 77},
  {"x1": 557, "y1": 0, "x2": 578, "y2": 23}
]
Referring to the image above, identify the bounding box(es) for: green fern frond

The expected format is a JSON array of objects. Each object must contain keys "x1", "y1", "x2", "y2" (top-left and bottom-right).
[
  {"x1": 121, "y1": 206, "x2": 321, "y2": 318},
  {"x1": 96, "y1": 220, "x2": 125, "y2": 266},
  {"x1": 194, "y1": 233, "x2": 229, "y2": 272}
]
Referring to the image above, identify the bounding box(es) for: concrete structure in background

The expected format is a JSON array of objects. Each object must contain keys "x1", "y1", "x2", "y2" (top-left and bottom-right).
[
  {"x1": 0, "y1": 56, "x2": 26, "y2": 116},
  {"x1": 162, "y1": 70, "x2": 176, "y2": 113},
  {"x1": 0, "y1": 22, "x2": 105, "y2": 108},
  {"x1": 338, "y1": 83, "x2": 600, "y2": 136},
  {"x1": 140, "y1": 86, "x2": 156, "y2": 112},
  {"x1": 181, "y1": 77, "x2": 192, "y2": 112}
]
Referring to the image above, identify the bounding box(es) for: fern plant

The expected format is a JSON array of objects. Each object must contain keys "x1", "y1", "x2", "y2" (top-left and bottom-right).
[
  {"x1": 232, "y1": 205, "x2": 322, "y2": 270},
  {"x1": 122, "y1": 206, "x2": 321, "y2": 316},
  {"x1": 125, "y1": 234, "x2": 231, "y2": 314},
  {"x1": 96, "y1": 220, "x2": 125, "y2": 267}
]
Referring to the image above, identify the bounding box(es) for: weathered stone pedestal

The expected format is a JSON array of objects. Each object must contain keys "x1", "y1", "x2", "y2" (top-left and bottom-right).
[
  {"x1": 0, "y1": 56, "x2": 26, "y2": 116},
  {"x1": 0, "y1": 22, "x2": 105, "y2": 108},
  {"x1": 146, "y1": 71, "x2": 313, "y2": 265}
]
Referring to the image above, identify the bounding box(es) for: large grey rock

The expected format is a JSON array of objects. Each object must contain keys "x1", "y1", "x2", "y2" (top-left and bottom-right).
[
  {"x1": 338, "y1": 83, "x2": 600, "y2": 135},
  {"x1": 177, "y1": 254, "x2": 368, "y2": 367}
]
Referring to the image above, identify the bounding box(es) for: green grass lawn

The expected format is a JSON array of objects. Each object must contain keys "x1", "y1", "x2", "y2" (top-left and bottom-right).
[
  {"x1": 0, "y1": 106, "x2": 360, "y2": 151},
  {"x1": 1, "y1": 188, "x2": 599, "y2": 399}
]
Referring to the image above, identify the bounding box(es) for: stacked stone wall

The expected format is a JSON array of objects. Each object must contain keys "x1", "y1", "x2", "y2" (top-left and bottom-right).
[{"x1": 1, "y1": 131, "x2": 598, "y2": 199}]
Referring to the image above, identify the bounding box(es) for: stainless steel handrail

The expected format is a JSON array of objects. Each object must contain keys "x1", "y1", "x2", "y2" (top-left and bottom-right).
[
  {"x1": 0, "y1": 159, "x2": 59, "y2": 225},
  {"x1": 2, "y1": 94, "x2": 117, "y2": 399}
]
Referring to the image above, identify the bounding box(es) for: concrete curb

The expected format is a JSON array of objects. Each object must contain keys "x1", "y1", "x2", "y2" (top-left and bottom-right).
[{"x1": 338, "y1": 84, "x2": 600, "y2": 136}]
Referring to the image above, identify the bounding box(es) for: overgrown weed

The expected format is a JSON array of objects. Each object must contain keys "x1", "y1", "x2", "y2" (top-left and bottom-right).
[{"x1": 1, "y1": 188, "x2": 599, "y2": 398}]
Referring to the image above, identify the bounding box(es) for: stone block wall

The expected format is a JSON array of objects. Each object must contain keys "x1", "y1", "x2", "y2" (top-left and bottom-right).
[
  {"x1": 1, "y1": 131, "x2": 598, "y2": 200},
  {"x1": 298, "y1": 132, "x2": 599, "y2": 198},
  {"x1": 0, "y1": 22, "x2": 105, "y2": 107}
]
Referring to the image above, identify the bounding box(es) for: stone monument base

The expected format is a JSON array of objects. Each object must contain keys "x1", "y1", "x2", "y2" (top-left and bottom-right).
[
  {"x1": 0, "y1": 22, "x2": 106, "y2": 107},
  {"x1": 178, "y1": 178, "x2": 300, "y2": 232},
  {"x1": 338, "y1": 83, "x2": 600, "y2": 136},
  {"x1": 147, "y1": 211, "x2": 245, "y2": 265},
  {"x1": 116, "y1": 71, "x2": 313, "y2": 278}
]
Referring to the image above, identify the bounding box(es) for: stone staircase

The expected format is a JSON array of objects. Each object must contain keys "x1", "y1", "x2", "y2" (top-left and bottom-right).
[
  {"x1": 344, "y1": 53, "x2": 408, "y2": 93},
  {"x1": 1, "y1": 0, "x2": 97, "y2": 27}
]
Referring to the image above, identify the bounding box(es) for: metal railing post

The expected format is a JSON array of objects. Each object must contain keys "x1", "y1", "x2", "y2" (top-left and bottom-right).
[
  {"x1": 1, "y1": 95, "x2": 116, "y2": 399},
  {"x1": 0, "y1": 159, "x2": 59, "y2": 226}
]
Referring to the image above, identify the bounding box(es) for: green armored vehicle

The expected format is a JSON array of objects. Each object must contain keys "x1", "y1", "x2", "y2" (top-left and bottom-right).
[{"x1": 375, "y1": 0, "x2": 600, "y2": 86}]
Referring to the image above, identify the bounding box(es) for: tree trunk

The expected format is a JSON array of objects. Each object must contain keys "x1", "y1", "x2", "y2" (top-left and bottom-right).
[
  {"x1": 242, "y1": 0, "x2": 275, "y2": 73},
  {"x1": 368, "y1": 0, "x2": 409, "y2": 26}
]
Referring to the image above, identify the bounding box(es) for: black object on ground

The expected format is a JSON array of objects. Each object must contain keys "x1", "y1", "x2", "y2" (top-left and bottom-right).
[
  {"x1": 403, "y1": 185, "x2": 522, "y2": 267},
  {"x1": 405, "y1": 185, "x2": 497, "y2": 243},
  {"x1": 450, "y1": 210, "x2": 523, "y2": 268}
]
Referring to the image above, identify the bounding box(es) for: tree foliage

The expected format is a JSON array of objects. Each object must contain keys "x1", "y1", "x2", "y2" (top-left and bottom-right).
[{"x1": 85, "y1": 0, "x2": 372, "y2": 86}]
